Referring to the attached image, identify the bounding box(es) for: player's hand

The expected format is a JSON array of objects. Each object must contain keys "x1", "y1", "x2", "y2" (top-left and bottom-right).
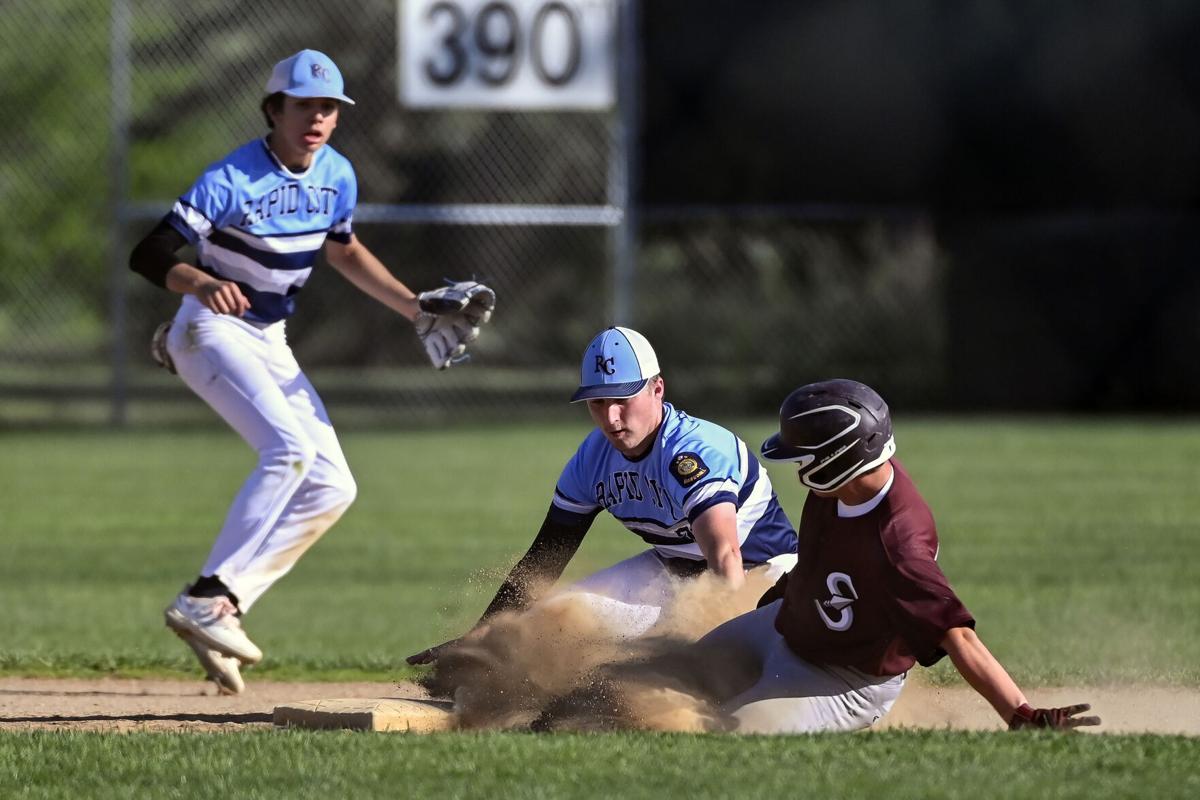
[
  {"x1": 414, "y1": 312, "x2": 473, "y2": 369},
  {"x1": 1008, "y1": 702, "x2": 1100, "y2": 730},
  {"x1": 197, "y1": 280, "x2": 251, "y2": 316},
  {"x1": 406, "y1": 638, "x2": 461, "y2": 666}
]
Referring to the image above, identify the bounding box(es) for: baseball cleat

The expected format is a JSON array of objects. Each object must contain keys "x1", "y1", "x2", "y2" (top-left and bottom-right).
[
  {"x1": 174, "y1": 630, "x2": 245, "y2": 695},
  {"x1": 164, "y1": 589, "x2": 263, "y2": 665}
]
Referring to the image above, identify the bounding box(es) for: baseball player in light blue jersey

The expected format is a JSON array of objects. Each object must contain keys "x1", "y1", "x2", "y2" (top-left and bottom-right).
[
  {"x1": 408, "y1": 327, "x2": 797, "y2": 665},
  {"x1": 130, "y1": 49, "x2": 494, "y2": 694}
]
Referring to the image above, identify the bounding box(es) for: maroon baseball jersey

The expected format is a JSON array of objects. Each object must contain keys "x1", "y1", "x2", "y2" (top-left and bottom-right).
[{"x1": 772, "y1": 459, "x2": 975, "y2": 676}]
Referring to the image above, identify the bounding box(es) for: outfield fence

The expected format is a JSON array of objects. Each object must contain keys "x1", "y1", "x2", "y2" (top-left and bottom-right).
[
  {"x1": 3, "y1": 0, "x2": 1196, "y2": 428},
  {"x1": 0, "y1": 0, "x2": 947, "y2": 428}
]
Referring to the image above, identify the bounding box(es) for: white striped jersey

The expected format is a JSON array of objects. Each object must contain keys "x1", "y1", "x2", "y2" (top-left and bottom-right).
[
  {"x1": 551, "y1": 403, "x2": 798, "y2": 563},
  {"x1": 165, "y1": 138, "x2": 357, "y2": 323}
]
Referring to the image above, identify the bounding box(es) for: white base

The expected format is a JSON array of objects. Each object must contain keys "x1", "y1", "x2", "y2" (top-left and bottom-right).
[{"x1": 273, "y1": 697, "x2": 454, "y2": 732}]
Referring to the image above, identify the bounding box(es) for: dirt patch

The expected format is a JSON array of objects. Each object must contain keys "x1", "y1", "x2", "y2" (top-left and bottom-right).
[
  {"x1": 880, "y1": 681, "x2": 1200, "y2": 736},
  {"x1": 0, "y1": 677, "x2": 423, "y2": 733},
  {"x1": 1, "y1": 676, "x2": 1196, "y2": 735}
]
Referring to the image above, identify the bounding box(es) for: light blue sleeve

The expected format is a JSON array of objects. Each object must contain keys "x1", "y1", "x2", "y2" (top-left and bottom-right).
[
  {"x1": 167, "y1": 163, "x2": 237, "y2": 244},
  {"x1": 551, "y1": 435, "x2": 602, "y2": 520},
  {"x1": 661, "y1": 424, "x2": 743, "y2": 520},
  {"x1": 328, "y1": 157, "x2": 357, "y2": 243}
]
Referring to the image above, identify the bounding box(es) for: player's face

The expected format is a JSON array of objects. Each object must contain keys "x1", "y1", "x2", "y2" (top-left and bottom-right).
[
  {"x1": 586, "y1": 377, "x2": 666, "y2": 458},
  {"x1": 268, "y1": 96, "x2": 340, "y2": 169}
]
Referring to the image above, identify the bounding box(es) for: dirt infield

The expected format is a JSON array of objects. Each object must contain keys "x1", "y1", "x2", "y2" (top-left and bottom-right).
[{"x1": 1, "y1": 676, "x2": 1197, "y2": 735}]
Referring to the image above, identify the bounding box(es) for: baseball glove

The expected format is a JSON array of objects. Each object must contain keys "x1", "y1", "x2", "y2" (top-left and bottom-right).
[
  {"x1": 417, "y1": 279, "x2": 496, "y2": 324},
  {"x1": 414, "y1": 280, "x2": 496, "y2": 369},
  {"x1": 150, "y1": 321, "x2": 176, "y2": 374},
  {"x1": 1008, "y1": 702, "x2": 1100, "y2": 730}
]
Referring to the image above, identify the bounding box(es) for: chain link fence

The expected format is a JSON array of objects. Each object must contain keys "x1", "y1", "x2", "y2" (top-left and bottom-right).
[{"x1": 1, "y1": 0, "x2": 948, "y2": 427}]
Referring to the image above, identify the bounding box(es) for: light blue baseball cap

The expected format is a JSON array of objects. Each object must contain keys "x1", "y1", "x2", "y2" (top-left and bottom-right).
[
  {"x1": 265, "y1": 49, "x2": 355, "y2": 105},
  {"x1": 571, "y1": 327, "x2": 661, "y2": 402}
]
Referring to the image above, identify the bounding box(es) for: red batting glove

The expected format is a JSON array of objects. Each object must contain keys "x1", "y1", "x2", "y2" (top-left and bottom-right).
[{"x1": 1008, "y1": 702, "x2": 1101, "y2": 730}]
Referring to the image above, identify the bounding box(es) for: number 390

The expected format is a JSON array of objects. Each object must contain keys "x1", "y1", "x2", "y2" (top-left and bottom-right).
[{"x1": 423, "y1": 0, "x2": 582, "y2": 88}]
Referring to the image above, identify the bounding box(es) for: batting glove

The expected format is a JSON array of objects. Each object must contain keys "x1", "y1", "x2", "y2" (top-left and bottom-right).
[
  {"x1": 414, "y1": 312, "x2": 474, "y2": 369},
  {"x1": 1008, "y1": 702, "x2": 1101, "y2": 730}
]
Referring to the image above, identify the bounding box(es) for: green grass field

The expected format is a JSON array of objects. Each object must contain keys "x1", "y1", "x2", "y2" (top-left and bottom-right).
[
  {"x1": 2, "y1": 418, "x2": 1199, "y2": 797},
  {"x1": 2, "y1": 418, "x2": 1198, "y2": 684},
  {"x1": 3, "y1": 729, "x2": 1198, "y2": 800}
]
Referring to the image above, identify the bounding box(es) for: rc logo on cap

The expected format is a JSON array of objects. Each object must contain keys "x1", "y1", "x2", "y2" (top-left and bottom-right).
[
  {"x1": 571, "y1": 327, "x2": 661, "y2": 402},
  {"x1": 265, "y1": 49, "x2": 356, "y2": 105}
]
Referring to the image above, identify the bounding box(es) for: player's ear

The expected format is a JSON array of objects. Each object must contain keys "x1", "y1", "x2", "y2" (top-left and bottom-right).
[{"x1": 261, "y1": 92, "x2": 285, "y2": 129}]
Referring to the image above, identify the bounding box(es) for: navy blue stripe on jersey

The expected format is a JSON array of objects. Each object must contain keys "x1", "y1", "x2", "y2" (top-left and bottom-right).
[
  {"x1": 610, "y1": 513, "x2": 688, "y2": 528},
  {"x1": 607, "y1": 513, "x2": 694, "y2": 546},
  {"x1": 327, "y1": 229, "x2": 352, "y2": 244},
  {"x1": 237, "y1": 283, "x2": 298, "y2": 323},
  {"x1": 229, "y1": 223, "x2": 342, "y2": 239},
  {"x1": 196, "y1": 252, "x2": 311, "y2": 320},
  {"x1": 681, "y1": 476, "x2": 726, "y2": 508},
  {"x1": 208, "y1": 229, "x2": 318, "y2": 271},
  {"x1": 196, "y1": 263, "x2": 299, "y2": 322},
  {"x1": 686, "y1": 490, "x2": 739, "y2": 522},
  {"x1": 630, "y1": 529, "x2": 696, "y2": 547},
  {"x1": 738, "y1": 498, "x2": 798, "y2": 563},
  {"x1": 739, "y1": 455, "x2": 760, "y2": 504},
  {"x1": 208, "y1": 229, "x2": 319, "y2": 271}
]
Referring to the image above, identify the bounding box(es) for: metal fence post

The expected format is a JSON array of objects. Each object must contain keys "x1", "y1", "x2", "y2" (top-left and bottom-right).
[
  {"x1": 108, "y1": 0, "x2": 131, "y2": 426},
  {"x1": 608, "y1": 0, "x2": 639, "y2": 327}
]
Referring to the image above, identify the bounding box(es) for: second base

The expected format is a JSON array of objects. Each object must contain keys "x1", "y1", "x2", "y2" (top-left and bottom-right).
[{"x1": 273, "y1": 697, "x2": 454, "y2": 732}]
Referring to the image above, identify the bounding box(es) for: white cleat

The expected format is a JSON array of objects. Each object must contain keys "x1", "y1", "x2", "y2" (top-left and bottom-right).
[
  {"x1": 174, "y1": 630, "x2": 246, "y2": 695},
  {"x1": 164, "y1": 590, "x2": 263, "y2": 665}
]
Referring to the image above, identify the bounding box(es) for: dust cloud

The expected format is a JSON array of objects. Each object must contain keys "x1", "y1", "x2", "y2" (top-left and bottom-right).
[{"x1": 422, "y1": 568, "x2": 778, "y2": 732}]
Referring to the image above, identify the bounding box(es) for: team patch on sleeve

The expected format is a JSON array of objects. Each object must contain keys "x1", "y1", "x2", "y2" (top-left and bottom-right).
[{"x1": 670, "y1": 452, "x2": 710, "y2": 487}]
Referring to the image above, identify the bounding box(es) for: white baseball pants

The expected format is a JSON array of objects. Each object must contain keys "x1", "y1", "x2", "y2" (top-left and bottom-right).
[
  {"x1": 558, "y1": 550, "x2": 798, "y2": 638},
  {"x1": 696, "y1": 599, "x2": 905, "y2": 733},
  {"x1": 166, "y1": 295, "x2": 357, "y2": 611}
]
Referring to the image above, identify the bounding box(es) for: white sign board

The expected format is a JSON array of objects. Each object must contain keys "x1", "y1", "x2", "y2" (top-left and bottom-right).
[{"x1": 399, "y1": 0, "x2": 616, "y2": 109}]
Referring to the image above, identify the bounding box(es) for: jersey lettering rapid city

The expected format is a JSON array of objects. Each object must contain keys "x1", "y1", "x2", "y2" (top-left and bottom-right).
[
  {"x1": 238, "y1": 183, "x2": 341, "y2": 226},
  {"x1": 593, "y1": 470, "x2": 678, "y2": 515}
]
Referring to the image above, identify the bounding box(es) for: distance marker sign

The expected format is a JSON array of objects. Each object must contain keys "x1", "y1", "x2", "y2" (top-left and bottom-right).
[{"x1": 400, "y1": 0, "x2": 616, "y2": 109}]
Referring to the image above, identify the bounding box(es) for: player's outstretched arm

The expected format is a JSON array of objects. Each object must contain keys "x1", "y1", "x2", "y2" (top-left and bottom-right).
[
  {"x1": 940, "y1": 626, "x2": 1101, "y2": 730},
  {"x1": 691, "y1": 503, "x2": 745, "y2": 589},
  {"x1": 325, "y1": 237, "x2": 496, "y2": 369},
  {"x1": 405, "y1": 509, "x2": 591, "y2": 665},
  {"x1": 324, "y1": 235, "x2": 421, "y2": 319}
]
